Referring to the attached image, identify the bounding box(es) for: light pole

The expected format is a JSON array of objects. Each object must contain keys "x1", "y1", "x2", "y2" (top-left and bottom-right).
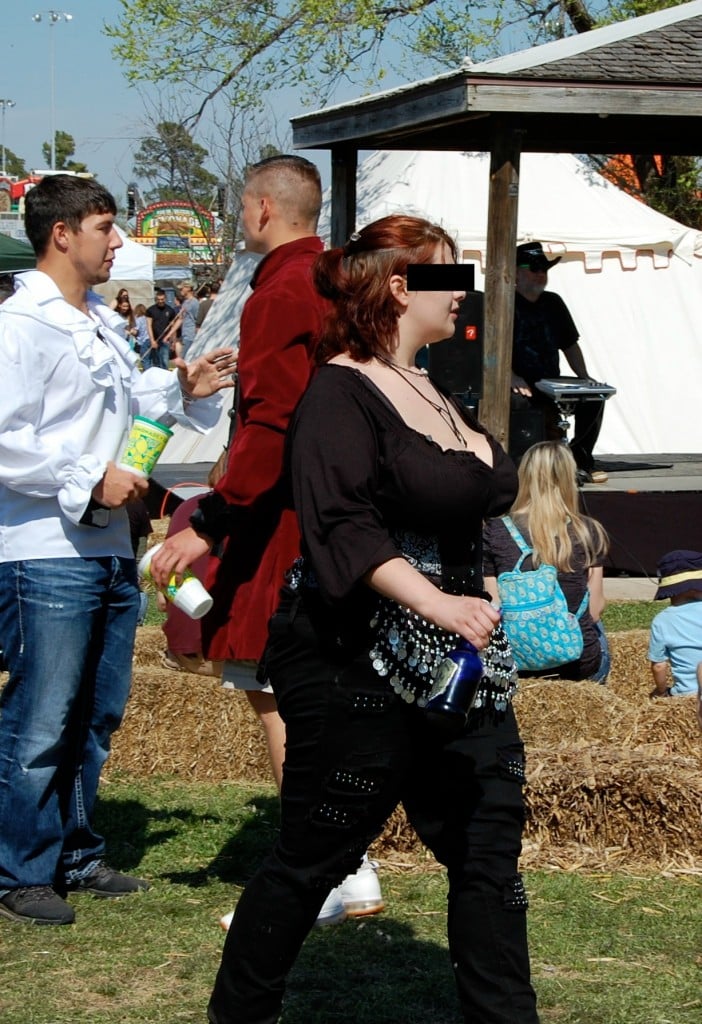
[
  {"x1": 32, "y1": 11, "x2": 73, "y2": 171},
  {"x1": 0, "y1": 100, "x2": 15, "y2": 177}
]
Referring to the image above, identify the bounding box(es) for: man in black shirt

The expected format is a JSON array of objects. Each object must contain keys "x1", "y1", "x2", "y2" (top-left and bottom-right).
[
  {"x1": 145, "y1": 289, "x2": 177, "y2": 369},
  {"x1": 511, "y1": 242, "x2": 607, "y2": 484}
]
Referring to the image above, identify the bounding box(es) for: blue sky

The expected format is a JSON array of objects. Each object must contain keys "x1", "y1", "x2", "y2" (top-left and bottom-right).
[
  {"x1": 1, "y1": 0, "x2": 541, "y2": 209},
  {"x1": 3, "y1": 2, "x2": 156, "y2": 201},
  {"x1": 3, "y1": 0, "x2": 397, "y2": 203}
]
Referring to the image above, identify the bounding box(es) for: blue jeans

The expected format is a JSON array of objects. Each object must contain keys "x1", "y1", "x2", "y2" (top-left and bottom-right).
[
  {"x1": 0, "y1": 557, "x2": 140, "y2": 892},
  {"x1": 151, "y1": 343, "x2": 171, "y2": 370},
  {"x1": 590, "y1": 620, "x2": 611, "y2": 684}
]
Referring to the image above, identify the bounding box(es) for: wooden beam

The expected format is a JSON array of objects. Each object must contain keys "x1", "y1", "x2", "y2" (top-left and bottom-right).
[
  {"x1": 330, "y1": 148, "x2": 358, "y2": 248},
  {"x1": 292, "y1": 76, "x2": 469, "y2": 148},
  {"x1": 292, "y1": 74, "x2": 702, "y2": 150},
  {"x1": 480, "y1": 121, "x2": 523, "y2": 447},
  {"x1": 467, "y1": 82, "x2": 702, "y2": 117}
]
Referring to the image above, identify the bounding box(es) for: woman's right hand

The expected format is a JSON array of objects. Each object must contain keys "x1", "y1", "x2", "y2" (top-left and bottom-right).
[
  {"x1": 366, "y1": 557, "x2": 501, "y2": 651},
  {"x1": 425, "y1": 591, "x2": 501, "y2": 650}
]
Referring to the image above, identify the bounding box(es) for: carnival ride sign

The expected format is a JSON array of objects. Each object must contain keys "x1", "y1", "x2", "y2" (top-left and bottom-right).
[{"x1": 134, "y1": 201, "x2": 221, "y2": 266}]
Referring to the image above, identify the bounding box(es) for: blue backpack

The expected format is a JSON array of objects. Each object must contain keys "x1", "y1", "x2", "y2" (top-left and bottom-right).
[{"x1": 496, "y1": 516, "x2": 588, "y2": 671}]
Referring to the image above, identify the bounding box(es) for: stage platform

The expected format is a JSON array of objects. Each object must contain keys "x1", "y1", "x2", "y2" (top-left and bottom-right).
[
  {"x1": 576, "y1": 454, "x2": 702, "y2": 577},
  {"x1": 150, "y1": 454, "x2": 702, "y2": 579},
  {"x1": 584, "y1": 453, "x2": 702, "y2": 493}
]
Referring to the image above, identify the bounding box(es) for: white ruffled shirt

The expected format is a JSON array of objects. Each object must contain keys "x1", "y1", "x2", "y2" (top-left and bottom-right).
[{"x1": 0, "y1": 270, "x2": 223, "y2": 562}]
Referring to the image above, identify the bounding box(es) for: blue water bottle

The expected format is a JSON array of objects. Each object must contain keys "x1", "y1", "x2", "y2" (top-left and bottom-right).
[{"x1": 424, "y1": 639, "x2": 483, "y2": 730}]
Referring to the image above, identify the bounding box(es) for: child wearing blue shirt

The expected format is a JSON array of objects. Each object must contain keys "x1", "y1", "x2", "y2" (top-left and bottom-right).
[{"x1": 649, "y1": 550, "x2": 702, "y2": 698}]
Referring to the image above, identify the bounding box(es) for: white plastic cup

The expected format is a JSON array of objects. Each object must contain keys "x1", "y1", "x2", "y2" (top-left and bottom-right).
[
  {"x1": 170, "y1": 576, "x2": 213, "y2": 619},
  {"x1": 138, "y1": 543, "x2": 213, "y2": 620},
  {"x1": 119, "y1": 416, "x2": 173, "y2": 478}
]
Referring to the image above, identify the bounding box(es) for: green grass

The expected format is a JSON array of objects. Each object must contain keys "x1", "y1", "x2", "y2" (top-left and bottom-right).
[
  {"x1": 0, "y1": 775, "x2": 698, "y2": 1024},
  {"x1": 601, "y1": 600, "x2": 659, "y2": 632}
]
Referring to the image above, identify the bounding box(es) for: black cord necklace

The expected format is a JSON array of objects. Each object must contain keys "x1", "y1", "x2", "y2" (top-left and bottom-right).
[{"x1": 378, "y1": 356, "x2": 467, "y2": 448}]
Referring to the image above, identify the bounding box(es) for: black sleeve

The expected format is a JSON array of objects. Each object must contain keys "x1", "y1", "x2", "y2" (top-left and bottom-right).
[
  {"x1": 288, "y1": 370, "x2": 400, "y2": 604},
  {"x1": 482, "y1": 517, "x2": 502, "y2": 578},
  {"x1": 549, "y1": 293, "x2": 579, "y2": 351}
]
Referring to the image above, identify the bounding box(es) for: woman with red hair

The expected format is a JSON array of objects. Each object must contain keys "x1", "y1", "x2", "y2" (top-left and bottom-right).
[{"x1": 209, "y1": 215, "x2": 539, "y2": 1024}]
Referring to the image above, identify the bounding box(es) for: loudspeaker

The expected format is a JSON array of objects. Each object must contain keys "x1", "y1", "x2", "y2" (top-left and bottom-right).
[
  {"x1": 428, "y1": 291, "x2": 483, "y2": 397},
  {"x1": 508, "y1": 407, "x2": 545, "y2": 462}
]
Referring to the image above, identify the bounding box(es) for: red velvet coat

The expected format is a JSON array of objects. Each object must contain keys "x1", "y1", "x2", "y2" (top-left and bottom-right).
[{"x1": 201, "y1": 236, "x2": 328, "y2": 661}]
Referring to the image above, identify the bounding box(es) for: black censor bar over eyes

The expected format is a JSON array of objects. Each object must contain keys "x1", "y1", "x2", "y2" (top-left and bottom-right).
[{"x1": 406, "y1": 264, "x2": 475, "y2": 292}]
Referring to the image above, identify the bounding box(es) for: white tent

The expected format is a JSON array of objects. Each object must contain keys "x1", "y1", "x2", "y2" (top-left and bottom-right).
[
  {"x1": 161, "y1": 150, "x2": 702, "y2": 463},
  {"x1": 93, "y1": 226, "x2": 155, "y2": 309}
]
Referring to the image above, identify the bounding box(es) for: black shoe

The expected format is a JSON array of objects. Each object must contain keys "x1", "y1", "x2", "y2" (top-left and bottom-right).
[
  {"x1": 69, "y1": 862, "x2": 149, "y2": 898},
  {"x1": 576, "y1": 469, "x2": 592, "y2": 486},
  {"x1": 0, "y1": 886, "x2": 75, "y2": 925}
]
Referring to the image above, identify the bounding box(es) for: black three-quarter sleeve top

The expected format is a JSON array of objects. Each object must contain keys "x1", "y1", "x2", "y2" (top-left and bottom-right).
[{"x1": 286, "y1": 364, "x2": 518, "y2": 651}]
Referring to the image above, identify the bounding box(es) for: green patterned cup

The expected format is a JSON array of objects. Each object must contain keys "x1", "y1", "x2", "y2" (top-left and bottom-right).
[{"x1": 119, "y1": 416, "x2": 173, "y2": 478}]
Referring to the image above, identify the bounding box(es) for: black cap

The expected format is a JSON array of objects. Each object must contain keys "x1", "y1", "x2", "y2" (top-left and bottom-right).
[{"x1": 516, "y1": 241, "x2": 562, "y2": 272}]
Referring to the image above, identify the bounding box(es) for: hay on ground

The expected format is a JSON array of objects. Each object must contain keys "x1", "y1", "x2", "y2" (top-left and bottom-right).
[{"x1": 104, "y1": 625, "x2": 702, "y2": 872}]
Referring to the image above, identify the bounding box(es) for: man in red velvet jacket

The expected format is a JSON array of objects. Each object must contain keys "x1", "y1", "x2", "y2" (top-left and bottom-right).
[{"x1": 151, "y1": 155, "x2": 327, "y2": 783}]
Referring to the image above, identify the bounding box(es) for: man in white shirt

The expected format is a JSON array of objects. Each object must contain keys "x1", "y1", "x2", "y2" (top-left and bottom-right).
[{"x1": 0, "y1": 175, "x2": 236, "y2": 926}]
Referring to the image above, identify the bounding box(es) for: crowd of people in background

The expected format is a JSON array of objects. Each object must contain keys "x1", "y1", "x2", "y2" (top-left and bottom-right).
[{"x1": 106, "y1": 278, "x2": 224, "y2": 368}]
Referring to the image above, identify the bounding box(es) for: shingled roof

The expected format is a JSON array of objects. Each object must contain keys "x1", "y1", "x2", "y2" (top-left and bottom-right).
[{"x1": 469, "y1": 0, "x2": 702, "y2": 84}]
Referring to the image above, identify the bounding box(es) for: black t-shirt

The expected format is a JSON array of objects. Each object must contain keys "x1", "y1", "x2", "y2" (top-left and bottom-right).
[
  {"x1": 512, "y1": 290, "x2": 579, "y2": 385},
  {"x1": 287, "y1": 364, "x2": 518, "y2": 645},
  {"x1": 482, "y1": 515, "x2": 602, "y2": 679},
  {"x1": 146, "y1": 301, "x2": 177, "y2": 342}
]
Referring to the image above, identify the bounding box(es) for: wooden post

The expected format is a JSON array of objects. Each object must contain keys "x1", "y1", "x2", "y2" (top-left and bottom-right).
[
  {"x1": 330, "y1": 147, "x2": 358, "y2": 248},
  {"x1": 480, "y1": 122, "x2": 523, "y2": 446}
]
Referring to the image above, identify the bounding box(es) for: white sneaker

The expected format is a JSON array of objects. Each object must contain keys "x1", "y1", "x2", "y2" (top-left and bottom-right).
[
  {"x1": 314, "y1": 887, "x2": 347, "y2": 927},
  {"x1": 338, "y1": 855, "x2": 384, "y2": 917},
  {"x1": 219, "y1": 893, "x2": 347, "y2": 933},
  {"x1": 218, "y1": 855, "x2": 384, "y2": 933},
  {"x1": 219, "y1": 909, "x2": 234, "y2": 932}
]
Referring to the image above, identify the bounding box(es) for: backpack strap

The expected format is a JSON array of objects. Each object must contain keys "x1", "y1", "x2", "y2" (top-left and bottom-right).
[
  {"x1": 501, "y1": 515, "x2": 532, "y2": 571},
  {"x1": 504, "y1": 515, "x2": 590, "y2": 619},
  {"x1": 575, "y1": 588, "x2": 589, "y2": 619}
]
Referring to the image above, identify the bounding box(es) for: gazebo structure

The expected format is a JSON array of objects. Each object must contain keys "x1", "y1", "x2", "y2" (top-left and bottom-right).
[{"x1": 291, "y1": 0, "x2": 702, "y2": 445}]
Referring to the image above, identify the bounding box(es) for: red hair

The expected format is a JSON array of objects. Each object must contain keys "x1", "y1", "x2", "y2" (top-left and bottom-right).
[{"x1": 313, "y1": 215, "x2": 457, "y2": 363}]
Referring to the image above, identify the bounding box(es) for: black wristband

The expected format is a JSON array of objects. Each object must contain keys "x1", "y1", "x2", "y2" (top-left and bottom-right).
[
  {"x1": 189, "y1": 490, "x2": 232, "y2": 544},
  {"x1": 79, "y1": 497, "x2": 111, "y2": 529}
]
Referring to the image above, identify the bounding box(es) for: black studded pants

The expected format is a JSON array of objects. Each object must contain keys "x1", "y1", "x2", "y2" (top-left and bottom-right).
[{"x1": 208, "y1": 595, "x2": 539, "y2": 1024}]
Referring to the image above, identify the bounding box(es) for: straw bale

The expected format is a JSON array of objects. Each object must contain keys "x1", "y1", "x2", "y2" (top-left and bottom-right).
[
  {"x1": 7, "y1": 618, "x2": 701, "y2": 871},
  {"x1": 627, "y1": 698, "x2": 701, "y2": 758},
  {"x1": 149, "y1": 519, "x2": 170, "y2": 545},
  {"x1": 523, "y1": 745, "x2": 702, "y2": 859},
  {"x1": 607, "y1": 629, "x2": 655, "y2": 702},
  {"x1": 132, "y1": 625, "x2": 168, "y2": 668},
  {"x1": 514, "y1": 680, "x2": 628, "y2": 746},
  {"x1": 108, "y1": 663, "x2": 272, "y2": 784}
]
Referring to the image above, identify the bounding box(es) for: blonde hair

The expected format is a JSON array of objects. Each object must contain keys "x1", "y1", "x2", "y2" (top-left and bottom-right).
[{"x1": 510, "y1": 442, "x2": 608, "y2": 571}]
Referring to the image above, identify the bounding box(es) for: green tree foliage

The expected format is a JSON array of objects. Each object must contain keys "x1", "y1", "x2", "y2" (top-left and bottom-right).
[
  {"x1": 132, "y1": 121, "x2": 219, "y2": 206},
  {"x1": 41, "y1": 131, "x2": 89, "y2": 173},
  {"x1": 110, "y1": 0, "x2": 702, "y2": 227},
  {"x1": 107, "y1": 1, "x2": 540, "y2": 123},
  {"x1": 589, "y1": 0, "x2": 702, "y2": 227},
  {"x1": 0, "y1": 147, "x2": 27, "y2": 178}
]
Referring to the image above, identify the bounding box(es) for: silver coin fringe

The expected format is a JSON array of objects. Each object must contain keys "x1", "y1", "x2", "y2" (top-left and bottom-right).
[{"x1": 369, "y1": 602, "x2": 518, "y2": 712}]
